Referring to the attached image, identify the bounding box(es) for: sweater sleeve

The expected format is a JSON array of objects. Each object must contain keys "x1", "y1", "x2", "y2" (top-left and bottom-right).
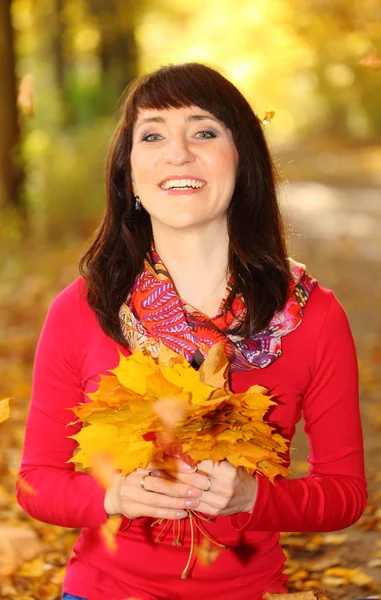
[
  {"x1": 16, "y1": 282, "x2": 109, "y2": 528},
  {"x1": 230, "y1": 292, "x2": 367, "y2": 532}
]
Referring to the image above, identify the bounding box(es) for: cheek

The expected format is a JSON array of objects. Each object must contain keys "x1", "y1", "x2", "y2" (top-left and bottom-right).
[
  {"x1": 130, "y1": 149, "x2": 150, "y2": 179},
  {"x1": 207, "y1": 148, "x2": 238, "y2": 180}
]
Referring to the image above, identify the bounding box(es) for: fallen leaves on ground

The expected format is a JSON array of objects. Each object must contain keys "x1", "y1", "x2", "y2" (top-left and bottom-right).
[
  {"x1": 280, "y1": 532, "x2": 379, "y2": 596},
  {"x1": 0, "y1": 518, "x2": 75, "y2": 599},
  {"x1": 264, "y1": 593, "x2": 333, "y2": 599},
  {"x1": 0, "y1": 525, "x2": 42, "y2": 576}
]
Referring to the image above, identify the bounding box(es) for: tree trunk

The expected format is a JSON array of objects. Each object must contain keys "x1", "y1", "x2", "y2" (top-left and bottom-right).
[
  {"x1": 88, "y1": 0, "x2": 139, "y2": 113},
  {"x1": 52, "y1": 0, "x2": 65, "y2": 91},
  {"x1": 52, "y1": 0, "x2": 72, "y2": 126},
  {"x1": 0, "y1": 0, "x2": 23, "y2": 207}
]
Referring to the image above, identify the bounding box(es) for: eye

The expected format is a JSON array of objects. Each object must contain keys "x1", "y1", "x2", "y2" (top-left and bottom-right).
[
  {"x1": 195, "y1": 129, "x2": 217, "y2": 139},
  {"x1": 142, "y1": 133, "x2": 162, "y2": 142},
  {"x1": 141, "y1": 129, "x2": 218, "y2": 143}
]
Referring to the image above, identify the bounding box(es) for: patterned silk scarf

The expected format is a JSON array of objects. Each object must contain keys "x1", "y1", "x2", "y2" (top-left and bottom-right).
[{"x1": 119, "y1": 243, "x2": 317, "y2": 372}]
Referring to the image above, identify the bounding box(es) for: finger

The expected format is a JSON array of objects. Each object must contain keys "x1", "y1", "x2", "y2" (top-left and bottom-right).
[
  {"x1": 171, "y1": 470, "x2": 214, "y2": 492},
  {"x1": 135, "y1": 467, "x2": 157, "y2": 476},
  {"x1": 196, "y1": 459, "x2": 215, "y2": 471},
  {"x1": 145, "y1": 469, "x2": 178, "y2": 481},
  {"x1": 196, "y1": 495, "x2": 230, "y2": 515},
  {"x1": 148, "y1": 456, "x2": 197, "y2": 474},
  {"x1": 141, "y1": 489, "x2": 200, "y2": 510},
  {"x1": 145, "y1": 469, "x2": 190, "y2": 486},
  {"x1": 200, "y1": 491, "x2": 229, "y2": 509},
  {"x1": 126, "y1": 487, "x2": 200, "y2": 511},
  {"x1": 142, "y1": 474, "x2": 201, "y2": 498},
  {"x1": 127, "y1": 504, "x2": 188, "y2": 520}
]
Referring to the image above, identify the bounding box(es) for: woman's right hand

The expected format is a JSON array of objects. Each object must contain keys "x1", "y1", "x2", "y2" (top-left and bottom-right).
[{"x1": 103, "y1": 463, "x2": 201, "y2": 520}]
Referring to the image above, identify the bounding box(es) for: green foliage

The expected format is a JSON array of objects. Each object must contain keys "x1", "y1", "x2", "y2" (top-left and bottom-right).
[{"x1": 22, "y1": 119, "x2": 112, "y2": 243}]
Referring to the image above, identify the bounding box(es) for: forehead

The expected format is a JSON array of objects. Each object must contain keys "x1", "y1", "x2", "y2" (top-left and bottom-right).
[{"x1": 134, "y1": 106, "x2": 222, "y2": 129}]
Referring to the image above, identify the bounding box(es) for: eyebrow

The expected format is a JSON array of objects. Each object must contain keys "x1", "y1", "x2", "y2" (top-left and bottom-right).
[{"x1": 135, "y1": 113, "x2": 222, "y2": 129}]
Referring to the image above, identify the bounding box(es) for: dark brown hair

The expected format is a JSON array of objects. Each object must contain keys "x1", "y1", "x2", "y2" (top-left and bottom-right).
[{"x1": 79, "y1": 62, "x2": 291, "y2": 345}]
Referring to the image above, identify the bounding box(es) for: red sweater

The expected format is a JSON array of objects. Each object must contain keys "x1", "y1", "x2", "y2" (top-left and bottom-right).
[{"x1": 17, "y1": 279, "x2": 367, "y2": 600}]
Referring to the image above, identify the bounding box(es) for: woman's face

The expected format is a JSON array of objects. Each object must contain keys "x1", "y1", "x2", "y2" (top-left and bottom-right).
[{"x1": 130, "y1": 105, "x2": 239, "y2": 231}]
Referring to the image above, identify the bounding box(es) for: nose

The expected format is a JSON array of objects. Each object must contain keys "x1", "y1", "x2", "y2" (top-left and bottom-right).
[{"x1": 163, "y1": 134, "x2": 196, "y2": 166}]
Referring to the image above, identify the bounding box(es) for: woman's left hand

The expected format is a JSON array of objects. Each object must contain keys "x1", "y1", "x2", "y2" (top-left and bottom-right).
[
  {"x1": 151, "y1": 457, "x2": 258, "y2": 517},
  {"x1": 195, "y1": 459, "x2": 258, "y2": 516}
]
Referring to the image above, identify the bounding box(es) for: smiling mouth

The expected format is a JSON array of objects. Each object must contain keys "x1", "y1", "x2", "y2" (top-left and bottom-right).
[{"x1": 159, "y1": 179, "x2": 206, "y2": 191}]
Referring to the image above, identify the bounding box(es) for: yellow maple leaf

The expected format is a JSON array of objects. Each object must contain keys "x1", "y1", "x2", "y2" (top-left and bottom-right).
[
  {"x1": 89, "y1": 452, "x2": 116, "y2": 489},
  {"x1": 264, "y1": 593, "x2": 322, "y2": 599},
  {"x1": 209, "y1": 441, "x2": 235, "y2": 462},
  {"x1": 100, "y1": 515, "x2": 123, "y2": 552},
  {"x1": 257, "y1": 460, "x2": 290, "y2": 482},
  {"x1": 0, "y1": 398, "x2": 11, "y2": 423},
  {"x1": 154, "y1": 396, "x2": 189, "y2": 431},
  {"x1": 89, "y1": 374, "x2": 141, "y2": 407},
  {"x1": 198, "y1": 341, "x2": 229, "y2": 388},
  {"x1": 157, "y1": 340, "x2": 184, "y2": 366},
  {"x1": 195, "y1": 536, "x2": 223, "y2": 567},
  {"x1": 349, "y1": 568, "x2": 374, "y2": 587},
  {"x1": 110, "y1": 348, "x2": 157, "y2": 395},
  {"x1": 261, "y1": 110, "x2": 275, "y2": 125},
  {"x1": 160, "y1": 361, "x2": 216, "y2": 406},
  {"x1": 212, "y1": 429, "x2": 243, "y2": 444},
  {"x1": 14, "y1": 472, "x2": 38, "y2": 496},
  {"x1": 17, "y1": 73, "x2": 35, "y2": 117},
  {"x1": 17, "y1": 556, "x2": 45, "y2": 578},
  {"x1": 146, "y1": 371, "x2": 183, "y2": 398}
]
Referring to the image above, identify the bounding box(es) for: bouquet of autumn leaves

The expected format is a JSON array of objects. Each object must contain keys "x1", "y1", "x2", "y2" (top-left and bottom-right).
[
  {"x1": 68, "y1": 342, "x2": 290, "y2": 575},
  {"x1": 68, "y1": 342, "x2": 290, "y2": 483}
]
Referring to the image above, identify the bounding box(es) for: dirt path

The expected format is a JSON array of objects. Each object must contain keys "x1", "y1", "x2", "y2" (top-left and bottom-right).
[{"x1": 281, "y1": 182, "x2": 381, "y2": 599}]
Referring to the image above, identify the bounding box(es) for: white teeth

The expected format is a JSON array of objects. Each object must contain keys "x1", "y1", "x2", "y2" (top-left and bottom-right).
[{"x1": 160, "y1": 178, "x2": 205, "y2": 190}]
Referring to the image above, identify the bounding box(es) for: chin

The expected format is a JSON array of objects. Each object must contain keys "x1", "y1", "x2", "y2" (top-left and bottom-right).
[{"x1": 163, "y1": 220, "x2": 202, "y2": 230}]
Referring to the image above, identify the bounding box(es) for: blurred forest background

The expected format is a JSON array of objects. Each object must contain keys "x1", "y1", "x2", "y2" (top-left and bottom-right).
[
  {"x1": 1, "y1": 0, "x2": 380, "y2": 241},
  {"x1": 1, "y1": 1, "x2": 381, "y2": 599}
]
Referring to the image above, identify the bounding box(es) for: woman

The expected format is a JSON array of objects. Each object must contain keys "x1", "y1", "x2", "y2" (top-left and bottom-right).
[{"x1": 17, "y1": 62, "x2": 367, "y2": 600}]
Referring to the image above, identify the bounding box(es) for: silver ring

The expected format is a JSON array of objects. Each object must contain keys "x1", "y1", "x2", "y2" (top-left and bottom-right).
[
  {"x1": 140, "y1": 474, "x2": 150, "y2": 491},
  {"x1": 205, "y1": 474, "x2": 212, "y2": 492}
]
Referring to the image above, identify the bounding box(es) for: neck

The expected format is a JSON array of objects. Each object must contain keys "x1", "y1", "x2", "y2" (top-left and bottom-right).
[{"x1": 151, "y1": 220, "x2": 229, "y2": 317}]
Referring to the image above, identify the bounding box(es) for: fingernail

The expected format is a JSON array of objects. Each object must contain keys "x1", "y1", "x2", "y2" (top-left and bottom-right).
[
  {"x1": 176, "y1": 511, "x2": 187, "y2": 518},
  {"x1": 187, "y1": 489, "x2": 200, "y2": 497},
  {"x1": 149, "y1": 470, "x2": 162, "y2": 477},
  {"x1": 182, "y1": 463, "x2": 195, "y2": 471},
  {"x1": 185, "y1": 499, "x2": 199, "y2": 508},
  {"x1": 180, "y1": 454, "x2": 195, "y2": 470}
]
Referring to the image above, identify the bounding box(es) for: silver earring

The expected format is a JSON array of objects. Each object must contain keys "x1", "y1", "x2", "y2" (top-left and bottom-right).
[{"x1": 134, "y1": 195, "x2": 141, "y2": 212}]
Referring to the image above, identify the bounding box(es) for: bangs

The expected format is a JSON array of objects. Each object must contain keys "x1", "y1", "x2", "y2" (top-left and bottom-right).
[{"x1": 128, "y1": 63, "x2": 240, "y2": 132}]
